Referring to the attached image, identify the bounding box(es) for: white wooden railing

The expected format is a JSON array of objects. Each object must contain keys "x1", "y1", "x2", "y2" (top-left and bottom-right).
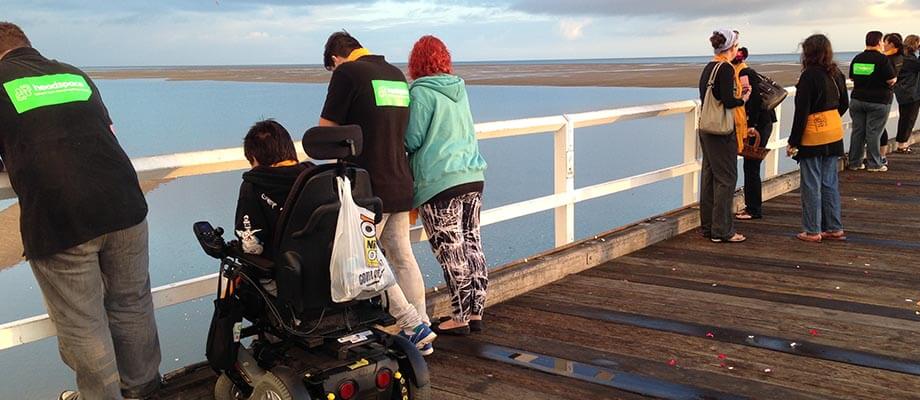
[{"x1": 0, "y1": 82, "x2": 901, "y2": 351}]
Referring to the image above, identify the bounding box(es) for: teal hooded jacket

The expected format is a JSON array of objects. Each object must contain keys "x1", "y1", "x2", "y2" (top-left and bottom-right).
[{"x1": 405, "y1": 74, "x2": 487, "y2": 208}]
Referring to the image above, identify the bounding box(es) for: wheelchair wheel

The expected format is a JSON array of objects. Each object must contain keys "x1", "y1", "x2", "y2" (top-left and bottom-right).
[
  {"x1": 214, "y1": 373, "x2": 246, "y2": 400},
  {"x1": 392, "y1": 371, "x2": 431, "y2": 400},
  {"x1": 250, "y1": 371, "x2": 295, "y2": 400}
]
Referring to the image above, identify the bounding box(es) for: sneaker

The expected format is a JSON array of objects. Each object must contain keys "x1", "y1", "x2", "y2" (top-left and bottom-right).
[
  {"x1": 419, "y1": 343, "x2": 434, "y2": 356},
  {"x1": 59, "y1": 391, "x2": 80, "y2": 400},
  {"x1": 399, "y1": 323, "x2": 437, "y2": 350},
  {"x1": 882, "y1": 157, "x2": 889, "y2": 166},
  {"x1": 867, "y1": 165, "x2": 888, "y2": 172}
]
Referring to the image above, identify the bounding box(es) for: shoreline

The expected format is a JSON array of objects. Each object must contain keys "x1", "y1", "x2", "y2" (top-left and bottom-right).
[{"x1": 87, "y1": 62, "x2": 815, "y2": 88}]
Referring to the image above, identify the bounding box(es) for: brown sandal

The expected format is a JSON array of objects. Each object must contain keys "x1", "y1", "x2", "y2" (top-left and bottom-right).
[{"x1": 796, "y1": 232, "x2": 822, "y2": 243}]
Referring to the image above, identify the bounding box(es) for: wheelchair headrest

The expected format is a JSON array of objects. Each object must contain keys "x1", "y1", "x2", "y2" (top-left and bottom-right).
[{"x1": 302, "y1": 125, "x2": 363, "y2": 160}]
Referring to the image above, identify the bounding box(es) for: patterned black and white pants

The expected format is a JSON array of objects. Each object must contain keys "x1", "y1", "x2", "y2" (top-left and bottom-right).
[{"x1": 420, "y1": 191, "x2": 488, "y2": 323}]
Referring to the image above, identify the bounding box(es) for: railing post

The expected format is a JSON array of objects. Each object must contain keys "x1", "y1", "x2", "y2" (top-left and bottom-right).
[
  {"x1": 682, "y1": 103, "x2": 701, "y2": 206},
  {"x1": 554, "y1": 116, "x2": 575, "y2": 247},
  {"x1": 764, "y1": 104, "x2": 782, "y2": 179}
]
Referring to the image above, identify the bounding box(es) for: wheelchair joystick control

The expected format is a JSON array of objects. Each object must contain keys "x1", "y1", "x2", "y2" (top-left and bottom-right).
[{"x1": 193, "y1": 221, "x2": 227, "y2": 259}]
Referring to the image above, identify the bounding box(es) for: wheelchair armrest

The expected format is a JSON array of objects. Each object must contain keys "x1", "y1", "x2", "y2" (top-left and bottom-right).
[
  {"x1": 292, "y1": 202, "x2": 340, "y2": 238},
  {"x1": 225, "y1": 241, "x2": 274, "y2": 273}
]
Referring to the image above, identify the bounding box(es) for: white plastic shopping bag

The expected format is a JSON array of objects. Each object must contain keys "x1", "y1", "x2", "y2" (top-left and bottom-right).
[{"x1": 329, "y1": 176, "x2": 396, "y2": 303}]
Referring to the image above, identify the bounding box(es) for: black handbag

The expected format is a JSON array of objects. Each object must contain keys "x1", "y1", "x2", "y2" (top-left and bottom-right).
[
  {"x1": 205, "y1": 274, "x2": 243, "y2": 373},
  {"x1": 756, "y1": 72, "x2": 788, "y2": 110}
]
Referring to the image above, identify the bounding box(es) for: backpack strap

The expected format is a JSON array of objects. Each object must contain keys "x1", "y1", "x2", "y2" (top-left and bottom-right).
[{"x1": 707, "y1": 62, "x2": 726, "y2": 88}]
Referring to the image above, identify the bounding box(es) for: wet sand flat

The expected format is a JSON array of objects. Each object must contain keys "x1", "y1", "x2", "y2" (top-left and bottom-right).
[{"x1": 88, "y1": 62, "x2": 813, "y2": 88}]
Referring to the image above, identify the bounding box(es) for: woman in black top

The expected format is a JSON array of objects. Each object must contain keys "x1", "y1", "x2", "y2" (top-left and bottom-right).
[
  {"x1": 732, "y1": 47, "x2": 778, "y2": 220},
  {"x1": 787, "y1": 34, "x2": 849, "y2": 242},
  {"x1": 895, "y1": 34, "x2": 920, "y2": 153},
  {"x1": 880, "y1": 33, "x2": 904, "y2": 161},
  {"x1": 697, "y1": 29, "x2": 747, "y2": 243}
]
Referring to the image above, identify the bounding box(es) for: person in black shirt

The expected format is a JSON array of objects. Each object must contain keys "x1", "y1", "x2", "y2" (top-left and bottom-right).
[
  {"x1": 848, "y1": 31, "x2": 897, "y2": 172},
  {"x1": 786, "y1": 34, "x2": 849, "y2": 243},
  {"x1": 697, "y1": 28, "x2": 747, "y2": 243},
  {"x1": 879, "y1": 33, "x2": 904, "y2": 163},
  {"x1": 317, "y1": 31, "x2": 434, "y2": 353},
  {"x1": 732, "y1": 47, "x2": 777, "y2": 220},
  {"x1": 893, "y1": 34, "x2": 920, "y2": 153},
  {"x1": 0, "y1": 22, "x2": 161, "y2": 400}
]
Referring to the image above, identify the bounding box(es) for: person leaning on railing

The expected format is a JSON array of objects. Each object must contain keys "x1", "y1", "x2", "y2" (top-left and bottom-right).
[
  {"x1": 317, "y1": 31, "x2": 434, "y2": 354},
  {"x1": 878, "y1": 33, "x2": 904, "y2": 163},
  {"x1": 697, "y1": 28, "x2": 747, "y2": 243},
  {"x1": 786, "y1": 34, "x2": 849, "y2": 243},
  {"x1": 405, "y1": 35, "x2": 489, "y2": 336},
  {"x1": 732, "y1": 47, "x2": 777, "y2": 221},
  {"x1": 0, "y1": 22, "x2": 162, "y2": 400},
  {"x1": 894, "y1": 34, "x2": 920, "y2": 154},
  {"x1": 848, "y1": 31, "x2": 897, "y2": 172}
]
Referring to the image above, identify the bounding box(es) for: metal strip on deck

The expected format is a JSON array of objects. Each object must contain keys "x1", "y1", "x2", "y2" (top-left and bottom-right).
[
  {"x1": 439, "y1": 337, "x2": 751, "y2": 400},
  {"x1": 592, "y1": 273, "x2": 920, "y2": 322},
  {"x1": 521, "y1": 300, "x2": 920, "y2": 376}
]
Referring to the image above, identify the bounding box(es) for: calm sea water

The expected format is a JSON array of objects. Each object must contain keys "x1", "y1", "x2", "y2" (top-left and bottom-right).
[
  {"x1": 85, "y1": 52, "x2": 862, "y2": 71},
  {"x1": 2, "y1": 77, "x2": 890, "y2": 398}
]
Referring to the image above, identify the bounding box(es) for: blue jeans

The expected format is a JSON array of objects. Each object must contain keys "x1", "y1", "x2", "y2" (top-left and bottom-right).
[
  {"x1": 848, "y1": 99, "x2": 890, "y2": 169},
  {"x1": 30, "y1": 220, "x2": 161, "y2": 400},
  {"x1": 799, "y1": 157, "x2": 844, "y2": 234}
]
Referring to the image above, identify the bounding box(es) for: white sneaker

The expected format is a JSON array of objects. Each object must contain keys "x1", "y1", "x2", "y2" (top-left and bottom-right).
[{"x1": 867, "y1": 165, "x2": 888, "y2": 172}]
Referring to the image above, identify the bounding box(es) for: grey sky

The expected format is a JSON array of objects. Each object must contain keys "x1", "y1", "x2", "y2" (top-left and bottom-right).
[{"x1": 3, "y1": 0, "x2": 918, "y2": 66}]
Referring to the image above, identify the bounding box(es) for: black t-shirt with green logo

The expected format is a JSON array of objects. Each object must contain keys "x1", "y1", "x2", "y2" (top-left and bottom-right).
[
  {"x1": 850, "y1": 50, "x2": 896, "y2": 104},
  {"x1": 0, "y1": 47, "x2": 147, "y2": 258},
  {"x1": 320, "y1": 55, "x2": 413, "y2": 213}
]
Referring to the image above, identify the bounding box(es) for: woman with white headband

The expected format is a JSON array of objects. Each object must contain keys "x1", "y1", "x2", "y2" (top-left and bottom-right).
[{"x1": 697, "y1": 28, "x2": 748, "y2": 243}]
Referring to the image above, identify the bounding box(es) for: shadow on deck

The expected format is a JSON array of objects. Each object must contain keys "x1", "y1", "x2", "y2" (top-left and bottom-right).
[{"x1": 160, "y1": 148, "x2": 920, "y2": 400}]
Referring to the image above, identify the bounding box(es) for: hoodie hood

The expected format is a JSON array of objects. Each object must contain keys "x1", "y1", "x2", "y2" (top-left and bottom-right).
[{"x1": 411, "y1": 74, "x2": 465, "y2": 102}]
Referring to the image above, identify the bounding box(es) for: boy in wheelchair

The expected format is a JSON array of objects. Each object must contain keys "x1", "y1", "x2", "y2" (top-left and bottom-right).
[
  {"x1": 194, "y1": 120, "x2": 434, "y2": 399},
  {"x1": 235, "y1": 119, "x2": 435, "y2": 351}
]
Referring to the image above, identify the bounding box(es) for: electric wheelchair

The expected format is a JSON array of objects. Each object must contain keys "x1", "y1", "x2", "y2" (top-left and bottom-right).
[{"x1": 193, "y1": 125, "x2": 430, "y2": 400}]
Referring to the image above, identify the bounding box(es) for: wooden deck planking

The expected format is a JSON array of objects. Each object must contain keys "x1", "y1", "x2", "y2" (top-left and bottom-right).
[{"x1": 160, "y1": 148, "x2": 920, "y2": 399}]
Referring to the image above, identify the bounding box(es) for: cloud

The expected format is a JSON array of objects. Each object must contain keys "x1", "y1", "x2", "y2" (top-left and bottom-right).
[
  {"x1": 557, "y1": 18, "x2": 591, "y2": 40},
  {"x1": 507, "y1": 0, "x2": 803, "y2": 18},
  {"x1": 245, "y1": 31, "x2": 270, "y2": 39}
]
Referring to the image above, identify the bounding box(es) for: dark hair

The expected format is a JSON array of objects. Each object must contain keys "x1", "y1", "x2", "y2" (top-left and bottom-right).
[
  {"x1": 709, "y1": 32, "x2": 727, "y2": 50},
  {"x1": 408, "y1": 35, "x2": 453, "y2": 80},
  {"x1": 243, "y1": 120, "x2": 298, "y2": 166},
  {"x1": 323, "y1": 31, "x2": 362, "y2": 71},
  {"x1": 0, "y1": 22, "x2": 31, "y2": 55},
  {"x1": 801, "y1": 34, "x2": 837, "y2": 74},
  {"x1": 732, "y1": 46, "x2": 749, "y2": 64},
  {"x1": 884, "y1": 33, "x2": 903, "y2": 52},
  {"x1": 866, "y1": 31, "x2": 883, "y2": 47}
]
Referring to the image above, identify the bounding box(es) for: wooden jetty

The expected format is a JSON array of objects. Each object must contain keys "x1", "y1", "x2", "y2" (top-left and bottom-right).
[{"x1": 150, "y1": 142, "x2": 920, "y2": 400}]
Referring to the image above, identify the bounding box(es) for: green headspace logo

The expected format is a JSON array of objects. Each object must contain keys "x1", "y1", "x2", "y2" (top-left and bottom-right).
[
  {"x1": 3, "y1": 73, "x2": 93, "y2": 114},
  {"x1": 371, "y1": 80, "x2": 410, "y2": 107},
  {"x1": 852, "y1": 63, "x2": 876, "y2": 76}
]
